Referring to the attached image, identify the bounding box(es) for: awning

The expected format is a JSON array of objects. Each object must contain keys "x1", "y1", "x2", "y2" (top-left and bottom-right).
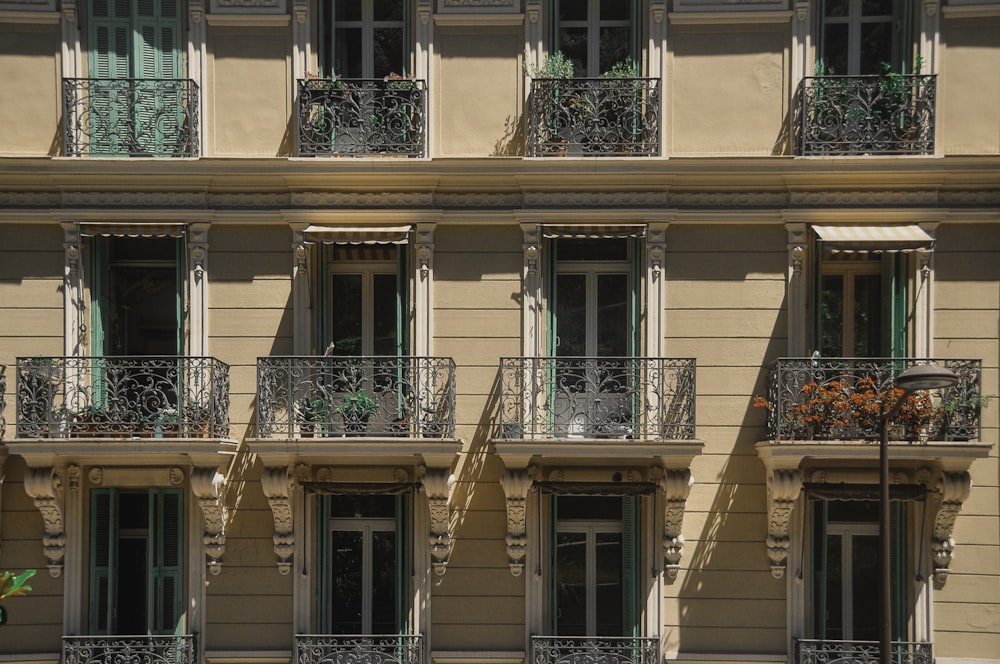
[
  {"x1": 541, "y1": 224, "x2": 646, "y2": 239},
  {"x1": 302, "y1": 225, "x2": 411, "y2": 245},
  {"x1": 813, "y1": 224, "x2": 934, "y2": 253},
  {"x1": 804, "y1": 482, "x2": 928, "y2": 501},
  {"x1": 78, "y1": 223, "x2": 186, "y2": 238}
]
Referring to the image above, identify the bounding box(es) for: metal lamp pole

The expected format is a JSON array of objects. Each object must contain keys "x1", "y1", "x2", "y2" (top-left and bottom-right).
[{"x1": 878, "y1": 363, "x2": 959, "y2": 664}]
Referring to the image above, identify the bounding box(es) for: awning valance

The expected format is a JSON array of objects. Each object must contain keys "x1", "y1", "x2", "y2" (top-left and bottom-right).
[
  {"x1": 78, "y1": 223, "x2": 186, "y2": 238},
  {"x1": 536, "y1": 481, "x2": 657, "y2": 496},
  {"x1": 302, "y1": 225, "x2": 412, "y2": 245},
  {"x1": 541, "y1": 224, "x2": 646, "y2": 239},
  {"x1": 813, "y1": 224, "x2": 934, "y2": 253},
  {"x1": 300, "y1": 481, "x2": 419, "y2": 496},
  {"x1": 804, "y1": 483, "x2": 928, "y2": 502}
]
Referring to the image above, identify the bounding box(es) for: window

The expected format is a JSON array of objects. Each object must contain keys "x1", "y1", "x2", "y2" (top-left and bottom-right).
[
  {"x1": 325, "y1": 246, "x2": 407, "y2": 357},
  {"x1": 317, "y1": 494, "x2": 408, "y2": 634},
  {"x1": 555, "y1": 0, "x2": 637, "y2": 77},
  {"x1": 548, "y1": 495, "x2": 638, "y2": 636},
  {"x1": 91, "y1": 236, "x2": 185, "y2": 356},
  {"x1": 89, "y1": 488, "x2": 184, "y2": 635},
  {"x1": 815, "y1": 253, "x2": 907, "y2": 358},
  {"x1": 319, "y1": 0, "x2": 408, "y2": 78},
  {"x1": 808, "y1": 500, "x2": 909, "y2": 643},
  {"x1": 817, "y1": 0, "x2": 908, "y2": 75}
]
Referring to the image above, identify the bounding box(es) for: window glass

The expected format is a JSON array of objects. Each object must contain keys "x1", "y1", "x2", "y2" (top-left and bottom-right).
[{"x1": 331, "y1": 274, "x2": 364, "y2": 355}]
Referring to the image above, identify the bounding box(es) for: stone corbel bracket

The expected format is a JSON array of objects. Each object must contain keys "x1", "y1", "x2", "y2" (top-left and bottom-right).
[
  {"x1": 24, "y1": 467, "x2": 66, "y2": 578},
  {"x1": 660, "y1": 468, "x2": 693, "y2": 579},
  {"x1": 765, "y1": 469, "x2": 802, "y2": 579},
  {"x1": 261, "y1": 466, "x2": 295, "y2": 575},
  {"x1": 423, "y1": 468, "x2": 454, "y2": 576},
  {"x1": 500, "y1": 469, "x2": 532, "y2": 576},
  {"x1": 192, "y1": 468, "x2": 226, "y2": 576},
  {"x1": 931, "y1": 470, "x2": 971, "y2": 583}
]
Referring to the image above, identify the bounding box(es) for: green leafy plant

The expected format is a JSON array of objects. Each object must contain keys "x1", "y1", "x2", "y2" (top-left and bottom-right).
[
  {"x1": 295, "y1": 396, "x2": 330, "y2": 423},
  {"x1": 0, "y1": 569, "x2": 36, "y2": 626},
  {"x1": 336, "y1": 391, "x2": 377, "y2": 422},
  {"x1": 601, "y1": 59, "x2": 638, "y2": 79},
  {"x1": 526, "y1": 51, "x2": 575, "y2": 79}
]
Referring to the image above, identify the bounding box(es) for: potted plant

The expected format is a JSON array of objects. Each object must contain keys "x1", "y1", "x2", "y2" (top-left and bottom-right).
[
  {"x1": 526, "y1": 51, "x2": 576, "y2": 154},
  {"x1": 295, "y1": 396, "x2": 330, "y2": 437},
  {"x1": 0, "y1": 569, "x2": 35, "y2": 626},
  {"x1": 336, "y1": 390, "x2": 378, "y2": 435}
]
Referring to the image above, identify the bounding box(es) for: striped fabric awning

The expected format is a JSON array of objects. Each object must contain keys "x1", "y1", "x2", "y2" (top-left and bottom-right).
[
  {"x1": 813, "y1": 224, "x2": 934, "y2": 253},
  {"x1": 302, "y1": 225, "x2": 411, "y2": 245},
  {"x1": 78, "y1": 223, "x2": 186, "y2": 237},
  {"x1": 541, "y1": 224, "x2": 646, "y2": 239}
]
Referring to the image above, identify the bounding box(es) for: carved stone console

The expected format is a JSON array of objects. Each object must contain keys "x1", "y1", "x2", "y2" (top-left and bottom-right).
[
  {"x1": 424, "y1": 467, "x2": 455, "y2": 576},
  {"x1": 24, "y1": 466, "x2": 65, "y2": 577},
  {"x1": 192, "y1": 467, "x2": 227, "y2": 575},
  {"x1": 261, "y1": 466, "x2": 295, "y2": 575},
  {"x1": 500, "y1": 468, "x2": 533, "y2": 576}
]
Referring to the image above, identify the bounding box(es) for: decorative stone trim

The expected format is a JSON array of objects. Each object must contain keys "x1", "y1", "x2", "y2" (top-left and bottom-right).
[
  {"x1": 423, "y1": 468, "x2": 454, "y2": 576},
  {"x1": 765, "y1": 469, "x2": 802, "y2": 579},
  {"x1": 24, "y1": 466, "x2": 65, "y2": 578},
  {"x1": 192, "y1": 468, "x2": 226, "y2": 576},
  {"x1": 262, "y1": 466, "x2": 295, "y2": 575},
  {"x1": 500, "y1": 469, "x2": 532, "y2": 576},
  {"x1": 931, "y1": 471, "x2": 971, "y2": 582},
  {"x1": 661, "y1": 468, "x2": 693, "y2": 579},
  {"x1": 210, "y1": 0, "x2": 285, "y2": 13}
]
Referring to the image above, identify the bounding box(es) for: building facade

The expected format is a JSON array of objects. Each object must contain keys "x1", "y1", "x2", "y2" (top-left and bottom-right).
[{"x1": 0, "y1": 1, "x2": 998, "y2": 664}]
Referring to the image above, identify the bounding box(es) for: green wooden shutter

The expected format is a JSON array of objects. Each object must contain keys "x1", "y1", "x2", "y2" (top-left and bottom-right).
[
  {"x1": 88, "y1": 0, "x2": 131, "y2": 155},
  {"x1": 91, "y1": 237, "x2": 110, "y2": 356},
  {"x1": 152, "y1": 489, "x2": 184, "y2": 634},
  {"x1": 396, "y1": 245, "x2": 409, "y2": 357},
  {"x1": 622, "y1": 496, "x2": 639, "y2": 637},
  {"x1": 890, "y1": 502, "x2": 907, "y2": 642},
  {"x1": 133, "y1": 0, "x2": 183, "y2": 155},
  {"x1": 548, "y1": 495, "x2": 559, "y2": 635},
  {"x1": 175, "y1": 236, "x2": 185, "y2": 355},
  {"x1": 810, "y1": 501, "x2": 829, "y2": 639},
  {"x1": 896, "y1": 0, "x2": 914, "y2": 73},
  {"x1": 89, "y1": 489, "x2": 118, "y2": 634},
  {"x1": 316, "y1": 494, "x2": 331, "y2": 631},
  {"x1": 883, "y1": 254, "x2": 907, "y2": 358},
  {"x1": 395, "y1": 494, "x2": 408, "y2": 633}
]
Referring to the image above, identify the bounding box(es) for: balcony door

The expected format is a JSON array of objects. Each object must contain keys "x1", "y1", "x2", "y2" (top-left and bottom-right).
[
  {"x1": 91, "y1": 235, "x2": 184, "y2": 357},
  {"x1": 549, "y1": 495, "x2": 638, "y2": 637},
  {"x1": 547, "y1": 237, "x2": 638, "y2": 436},
  {"x1": 815, "y1": 253, "x2": 907, "y2": 359},
  {"x1": 319, "y1": 0, "x2": 407, "y2": 78},
  {"x1": 810, "y1": 500, "x2": 908, "y2": 643},
  {"x1": 318, "y1": 494, "x2": 408, "y2": 635},
  {"x1": 87, "y1": 0, "x2": 184, "y2": 155},
  {"x1": 89, "y1": 488, "x2": 184, "y2": 635},
  {"x1": 554, "y1": 0, "x2": 637, "y2": 76},
  {"x1": 817, "y1": 0, "x2": 911, "y2": 75}
]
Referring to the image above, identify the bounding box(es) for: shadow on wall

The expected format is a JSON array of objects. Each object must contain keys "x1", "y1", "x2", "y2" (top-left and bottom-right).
[{"x1": 493, "y1": 112, "x2": 525, "y2": 156}]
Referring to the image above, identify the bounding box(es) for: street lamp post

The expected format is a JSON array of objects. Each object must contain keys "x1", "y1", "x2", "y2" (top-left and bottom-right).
[{"x1": 878, "y1": 363, "x2": 959, "y2": 664}]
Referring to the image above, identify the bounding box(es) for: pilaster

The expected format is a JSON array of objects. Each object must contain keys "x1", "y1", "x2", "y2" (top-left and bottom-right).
[
  {"x1": 415, "y1": 224, "x2": 436, "y2": 357},
  {"x1": 786, "y1": 223, "x2": 808, "y2": 356},
  {"x1": 62, "y1": 223, "x2": 83, "y2": 357},
  {"x1": 188, "y1": 223, "x2": 210, "y2": 356}
]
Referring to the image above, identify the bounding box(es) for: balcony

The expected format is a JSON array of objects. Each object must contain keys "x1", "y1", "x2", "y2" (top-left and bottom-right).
[
  {"x1": 531, "y1": 636, "x2": 659, "y2": 664},
  {"x1": 63, "y1": 78, "x2": 200, "y2": 157},
  {"x1": 256, "y1": 356, "x2": 455, "y2": 440},
  {"x1": 296, "y1": 635, "x2": 422, "y2": 664},
  {"x1": 527, "y1": 78, "x2": 660, "y2": 157},
  {"x1": 297, "y1": 78, "x2": 426, "y2": 157},
  {"x1": 760, "y1": 358, "x2": 982, "y2": 443},
  {"x1": 498, "y1": 357, "x2": 695, "y2": 442},
  {"x1": 63, "y1": 635, "x2": 196, "y2": 664},
  {"x1": 796, "y1": 639, "x2": 931, "y2": 664},
  {"x1": 798, "y1": 74, "x2": 935, "y2": 155},
  {"x1": 15, "y1": 356, "x2": 230, "y2": 440}
]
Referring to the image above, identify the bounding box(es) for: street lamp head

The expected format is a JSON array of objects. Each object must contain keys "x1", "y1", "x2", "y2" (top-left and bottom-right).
[{"x1": 894, "y1": 363, "x2": 960, "y2": 391}]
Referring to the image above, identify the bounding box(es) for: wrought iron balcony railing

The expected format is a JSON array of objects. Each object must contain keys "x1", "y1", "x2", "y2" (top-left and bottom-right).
[
  {"x1": 527, "y1": 77, "x2": 661, "y2": 157},
  {"x1": 531, "y1": 636, "x2": 659, "y2": 664},
  {"x1": 63, "y1": 635, "x2": 197, "y2": 664},
  {"x1": 761, "y1": 358, "x2": 982, "y2": 442},
  {"x1": 797, "y1": 639, "x2": 932, "y2": 664},
  {"x1": 798, "y1": 74, "x2": 935, "y2": 155},
  {"x1": 15, "y1": 356, "x2": 230, "y2": 439},
  {"x1": 63, "y1": 78, "x2": 200, "y2": 157},
  {"x1": 257, "y1": 356, "x2": 456, "y2": 439},
  {"x1": 297, "y1": 78, "x2": 426, "y2": 157},
  {"x1": 295, "y1": 634, "x2": 423, "y2": 664},
  {"x1": 498, "y1": 357, "x2": 696, "y2": 440}
]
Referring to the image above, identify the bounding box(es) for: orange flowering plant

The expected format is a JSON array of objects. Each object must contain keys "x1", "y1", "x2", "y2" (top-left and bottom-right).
[{"x1": 755, "y1": 377, "x2": 940, "y2": 441}]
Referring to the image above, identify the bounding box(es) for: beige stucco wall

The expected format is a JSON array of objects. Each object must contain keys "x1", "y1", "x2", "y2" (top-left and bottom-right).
[
  {"x1": 668, "y1": 23, "x2": 789, "y2": 156},
  {"x1": 939, "y1": 16, "x2": 1000, "y2": 154},
  {"x1": 0, "y1": 23, "x2": 60, "y2": 157}
]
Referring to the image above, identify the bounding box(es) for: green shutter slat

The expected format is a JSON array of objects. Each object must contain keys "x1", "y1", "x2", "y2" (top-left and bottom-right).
[
  {"x1": 395, "y1": 494, "x2": 408, "y2": 633},
  {"x1": 175, "y1": 237, "x2": 185, "y2": 353},
  {"x1": 548, "y1": 495, "x2": 558, "y2": 635},
  {"x1": 89, "y1": 489, "x2": 117, "y2": 634},
  {"x1": 890, "y1": 502, "x2": 907, "y2": 641},
  {"x1": 317, "y1": 495, "x2": 331, "y2": 631},
  {"x1": 622, "y1": 496, "x2": 638, "y2": 637},
  {"x1": 152, "y1": 489, "x2": 184, "y2": 634},
  {"x1": 811, "y1": 501, "x2": 828, "y2": 639}
]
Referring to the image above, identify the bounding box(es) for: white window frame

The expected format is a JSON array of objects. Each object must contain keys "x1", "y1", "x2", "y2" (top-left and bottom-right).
[
  {"x1": 328, "y1": 515, "x2": 398, "y2": 634},
  {"x1": 819, "y1": 256, "x2": 881, "y2": 357},
  {"x1": 819, "y1": 0, "x2": 895, "y2": 74},
  {"x1": 330, "y1": 0, "x2": 406, "y2": 78},
  {"x1": 553, "y1": 517, "x2": 625, "y2": 635},
  {"x1": 822, "y1": 521, "x2": 879, "y2": 641},
  {"x1": 554, "y1": 257, "x2": 632, "y2": 358},
  {"x1": 556, "y1": 0, "x2": 631, "y2": 77},
  {"x1": 328, "y1": 258, "x2": 399, "y2": 357}
]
